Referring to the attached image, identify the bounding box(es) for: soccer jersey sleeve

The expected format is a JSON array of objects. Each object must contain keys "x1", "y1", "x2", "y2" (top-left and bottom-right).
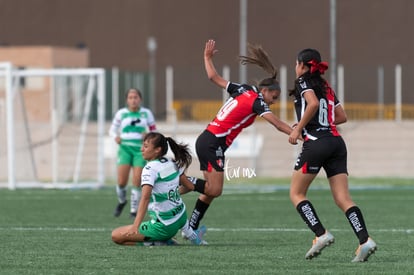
[
  {"x1": 295, "y1": 76, "x2": 313, "y2": 97},
  {"x1": 145, "y1": 109, "x2": 157, "y2": 131},
  {"x1": 252, "y1": 97, "x2": 272, "y2": 116},
  {"x1": 141, "y1": 164, "x2": 157, "y2": 187},
  {"x1": 226, "y1": 82, "x2": 240, "y2": 94},
  {"x1": 108, "y1": 109, "x2": 123, "y2": 138}
]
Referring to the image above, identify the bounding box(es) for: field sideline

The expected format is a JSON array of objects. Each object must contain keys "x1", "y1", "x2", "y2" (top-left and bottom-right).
[{"x1": 0, "y1": 178, "x2": 413, "y2": 274}]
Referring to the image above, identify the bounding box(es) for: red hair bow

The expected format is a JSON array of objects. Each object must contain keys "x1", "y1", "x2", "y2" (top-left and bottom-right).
[{"x1": 308, "y1": 60, "x2": 329, "y2": 74}]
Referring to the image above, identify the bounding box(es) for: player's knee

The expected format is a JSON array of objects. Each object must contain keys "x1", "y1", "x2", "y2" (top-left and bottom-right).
[
  {"x1": 207, "y1": 188, "x2": 222, "y2": 198},
  {"x1": 111, "y1": 231, "x2": 122, "y2": 244}
]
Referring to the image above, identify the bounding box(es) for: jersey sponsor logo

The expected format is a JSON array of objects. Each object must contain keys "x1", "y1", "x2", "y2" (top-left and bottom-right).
[
  {"x1": 170, "y1": 203, "x2": 184, "y2": 216},
  {"x1": 300, "y1": 82, "x2": 307, "y2": 89},
  {"x1": 142, "y1": 174, "x2": 151, "y2": 183},
  {"x1": 215, "y1": 146, "x2": 223, "y2": 157},
  {"x1": 237, "y1": 86, "x2": 248, "y2": 94},
  {"x1": 308, "y1": 166, "x2": 320, "y2": 172},
  {"x1": 130, "y1": 118, "x2": 141, "y2": 126},
  {"x1": 348, "y1": 212, "x2": 364, "y2": 232},
  {"x1": 167, "y1": 186, "x2": 181, "y2": 204},
  {"x1": 301, "y1": 203, "x2": 319, "y2": 226},
  {"x1": 298, "y1": 77, "x2": 307, "y2": 89},
  {"x1": 216, "y1": 158, "x2": 224, "y2": 168}
]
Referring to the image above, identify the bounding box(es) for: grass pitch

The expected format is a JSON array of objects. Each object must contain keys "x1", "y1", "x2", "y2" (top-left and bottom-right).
[{"x1": 0, "y1": 178, "x2": 413, "y2": 274}]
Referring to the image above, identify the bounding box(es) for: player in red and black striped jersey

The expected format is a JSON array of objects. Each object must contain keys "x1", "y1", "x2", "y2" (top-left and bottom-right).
[
  {"x1": 206, "y1": 81, "x2": 277, "y2": 147},
  {"x1": 288, "y1": 48, "x2": 377, "y2": 262},
  {"x1": 183, "y1": 39, "x2": 295, "y2": 231}
]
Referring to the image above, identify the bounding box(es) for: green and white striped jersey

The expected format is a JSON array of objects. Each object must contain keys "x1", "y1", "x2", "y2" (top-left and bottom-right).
[
  {"x1": 109, "y1": 107, "x2": 156, "y2": 147},
  {"x1": 141, "y1": 157, "x2": 186, "y2": 226}
]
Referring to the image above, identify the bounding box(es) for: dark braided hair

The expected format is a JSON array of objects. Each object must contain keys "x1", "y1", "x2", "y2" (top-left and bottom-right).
[
  {"x1": 239, "y1": 43, "x2": 280, "y2": 90},
  {"x1": 144, "y1": 132, "x2": 192, "y2": 170}
]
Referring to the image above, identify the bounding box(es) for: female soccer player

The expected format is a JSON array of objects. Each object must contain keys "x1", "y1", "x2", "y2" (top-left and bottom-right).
[
  {"x1": 185, "y1": 39, "x2": 294, "y2": 230},
  {"x1": 111, "y1": 132, "x2": 206, "y2": 246},
  {"x1": 288, "y1": 48, "x2": 377, "y2": 262},
  {"x1": 109, "y1": 88, "x2": 156, "y2": 218}
]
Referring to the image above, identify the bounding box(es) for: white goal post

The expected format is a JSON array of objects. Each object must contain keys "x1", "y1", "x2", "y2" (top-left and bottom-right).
[{"x1": 0, "y1": 63, "x2": 106, "y2": 190}]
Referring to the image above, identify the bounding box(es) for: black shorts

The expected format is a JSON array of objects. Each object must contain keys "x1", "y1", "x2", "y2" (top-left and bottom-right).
[
  {"x1": 195, "y1": 130, "x2": 228, "y2": 172},
  {"x1": 294, "y1": 136, "x2": 348, "y2": 178}
]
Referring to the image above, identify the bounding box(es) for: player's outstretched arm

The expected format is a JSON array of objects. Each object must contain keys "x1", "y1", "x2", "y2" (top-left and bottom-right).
[
  {"x1": 179, "y1": 174, "x2": 195, "y2": 194},
  {"x1": 262, "y1": 112, "x2": 302, "y2": 145},
  {"x1": 262, "y1": 113, "x2": 293, "y2": 136},
  {"x1": 204, "y1": 39, "x2": 228, "y2": 89}
]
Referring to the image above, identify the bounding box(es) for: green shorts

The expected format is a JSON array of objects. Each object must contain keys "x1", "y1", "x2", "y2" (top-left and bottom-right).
[
  {"x1": 117, "y1": 144, "x2": 146, "y2": 167},
  {"x1": 138, "y1": 213, "x2": 187, "y2": 241}
]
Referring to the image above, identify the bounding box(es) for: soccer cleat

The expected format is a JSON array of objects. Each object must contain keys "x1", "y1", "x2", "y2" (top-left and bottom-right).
[
  {"x1": 113, "y1": 200, "x2": 128, "y2": 217},
  {"x1": 192, "y1": 225, "x2": 208, "y2": 245},
  {"x1": 352, "y1": 238, "x2": 377, "y2": 262},
  {"x1": 130, "y1": 212, "x2": 137, "y2": 218},
  {"x1": 181, "y1": 225, "x2": 208, "y2": 245},
  {"x1": 305, "y1": 231, "x2": 335, "y2": 260}
]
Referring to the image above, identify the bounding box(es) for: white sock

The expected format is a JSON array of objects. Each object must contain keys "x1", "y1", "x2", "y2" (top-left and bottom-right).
[
  {"x1": 130, "y1": 187, "x2": 141, "y2": 213},
  {"x1": 181, "y1": 220, "x2": 197, "y2": 240},
  {"x1": 116, "y1": 185, "x2": 127, "y2": 203}
]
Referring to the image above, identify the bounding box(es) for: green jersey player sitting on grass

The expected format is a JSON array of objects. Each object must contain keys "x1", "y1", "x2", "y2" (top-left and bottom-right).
[{"x1": 111, "y1": 132, "x2": 207, "y2": 246}]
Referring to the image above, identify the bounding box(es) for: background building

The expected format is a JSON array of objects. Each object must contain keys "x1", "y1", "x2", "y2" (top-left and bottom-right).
[{"x1": 0, "y1": 0, "x2": 413, "y2": 119}]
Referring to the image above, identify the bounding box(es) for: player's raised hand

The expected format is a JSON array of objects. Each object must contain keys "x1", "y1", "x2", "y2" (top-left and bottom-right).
[{"x1": 204, "y1": 39, "x2": 218, "y2": 59}]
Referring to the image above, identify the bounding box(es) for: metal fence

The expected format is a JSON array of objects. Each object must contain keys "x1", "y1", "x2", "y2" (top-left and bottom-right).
[
  {"x1": 172, "y1": 100, "x2": 414, "y2": 121},
  {"x1": 93, "y1": 64, "x2": 414, "y2": 122}
]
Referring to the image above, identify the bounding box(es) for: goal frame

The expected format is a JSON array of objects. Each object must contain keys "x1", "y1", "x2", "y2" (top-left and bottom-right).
[{"x1": 1, "y1": 62, "x2": 106, "y2": 190}]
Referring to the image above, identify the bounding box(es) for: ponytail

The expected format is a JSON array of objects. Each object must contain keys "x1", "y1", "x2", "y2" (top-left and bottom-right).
[
  {"x1": 166, "y1": 137, "x2": 192, "y2": 169},
  {"x1": 239, "y1": 43, "x2": 280, "y2": 90}
]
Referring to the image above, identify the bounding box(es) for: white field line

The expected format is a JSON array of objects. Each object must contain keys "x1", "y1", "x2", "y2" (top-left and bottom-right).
[{"x1": 1, "y1": 227, "x2": 413, "y2": 234}]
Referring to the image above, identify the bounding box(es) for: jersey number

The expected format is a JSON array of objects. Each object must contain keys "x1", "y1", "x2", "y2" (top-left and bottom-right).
[
  {"x1": 216, "y1": 98, "x2": 238, "y2": 121},
  {"x1": 318, "y1": 98, "x2": 334, "y2": 126}
]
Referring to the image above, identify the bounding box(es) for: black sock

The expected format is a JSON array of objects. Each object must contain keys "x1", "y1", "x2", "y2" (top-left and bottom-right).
[
  {"x1": 189, "y1": 199, "x2": 210, "y2": 230},
  {"x1": 345, "y1": 206, "x2": 369, "y2": 244},
  {"x1": 296, "y1": 200, "x2": 326, "y2": 237}
]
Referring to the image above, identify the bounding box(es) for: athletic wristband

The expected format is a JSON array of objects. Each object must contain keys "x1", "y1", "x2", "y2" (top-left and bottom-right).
[
  {"x1": 193, "y1": 178, "x2": 206, "y2": 194},
  {"x1": 187, "y1": 176, "x2": 206, "y2": 194}
]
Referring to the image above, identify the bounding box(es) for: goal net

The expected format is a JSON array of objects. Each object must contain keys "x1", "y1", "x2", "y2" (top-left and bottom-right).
[{"x1": 0, "y1": 63, "x2": 106, "y2": 189}]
